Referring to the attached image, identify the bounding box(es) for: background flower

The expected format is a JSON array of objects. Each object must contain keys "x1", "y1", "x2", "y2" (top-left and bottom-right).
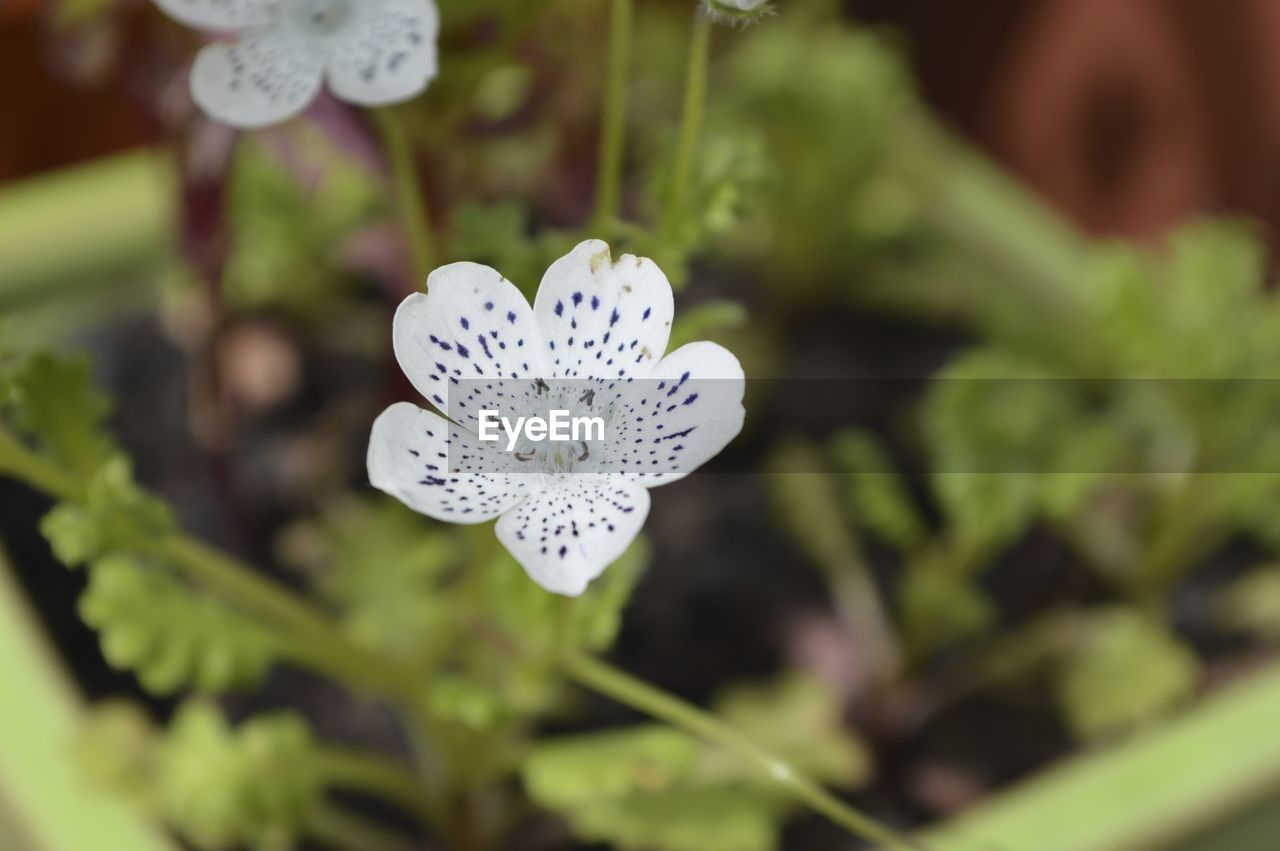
[{"x1": 154, "y1": 0, "x2": 439, "y2": 127}]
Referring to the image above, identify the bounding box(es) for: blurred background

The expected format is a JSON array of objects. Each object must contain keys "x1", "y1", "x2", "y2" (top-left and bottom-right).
[{"x1": 4, "y1": 1, "x2": 1280, "y2": 850}]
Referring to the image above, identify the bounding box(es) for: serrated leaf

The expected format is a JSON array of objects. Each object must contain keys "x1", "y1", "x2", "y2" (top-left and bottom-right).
[
  {"x1": 40, "y1": 503, "x2": 101, "y2": 567},
  {"x1": 9, "y1": 351, "x2": 116, "y2": 478},
  {"x1": 1054, "y1": 608, "x2": 1200, "y2": 741},
  {"x1": 292, "y1": 496, "x2": 461, "y2": 659},
  {"x1": 155, "y1": 703, "x2": 322, "y2": 850},
  {"x1": 925, "y1": 350, "x2": 1114, "y2": 554},
  {"x1": 80, "y1": 555, "x2": 278, "y2": 694},
  {"x1": 40, "y1": 457, "x2": 174, "y2": 567}
]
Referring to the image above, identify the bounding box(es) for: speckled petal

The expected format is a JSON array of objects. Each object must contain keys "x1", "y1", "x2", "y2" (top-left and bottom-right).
[
  {"x1": 533, "y1": 240, "x2": 675, "y2": 380},
  {"x1": 154, "y1": 0, "x2": 275, "y2": 30},
  {"x1": 327, "y1": 0, "x2": 439, "y2": 106},
  {"x1": 496, "y1": 478, "x2": 650, "y2": 596},
  {"x1": 612, "y1": 341, "x2": 746, "y2": 487},
  {"x1": 392, "y1": 262, "x2": 548, "y2": 429},
  {"x1": 190, "y1": 29, "x2": 324, "y2": 128},
  {"x1": 368, "y1": 402, "x2": 529, "y2": 523}
]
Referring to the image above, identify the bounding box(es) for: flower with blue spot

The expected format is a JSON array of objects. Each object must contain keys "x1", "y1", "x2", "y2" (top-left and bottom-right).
[
  {"x1": 154, "y1": 0, "x2": 439, "y2": 128},
  {"x1": 367, "y1": 240, "x2": 746, "y2": 595}
]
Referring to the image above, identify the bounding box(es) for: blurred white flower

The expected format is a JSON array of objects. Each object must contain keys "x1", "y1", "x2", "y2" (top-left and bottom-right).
[
  {"x1": 368, "y1": 240, "x2": 746, "y2": 596},
  {"x1": 155, "y1": 0, "x2": 439, "y2": 128},
  {"x1": 701, "y1": 0, "x2": 776, "y2": 26}
]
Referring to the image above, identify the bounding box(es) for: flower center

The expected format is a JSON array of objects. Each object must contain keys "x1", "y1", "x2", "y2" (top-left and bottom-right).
[
  {"x1": 283, "y1": 0, "x2": 354, "y2": 37},
  {"x1": 502, "y1": 384, "x2": 612, "y2": 477}
]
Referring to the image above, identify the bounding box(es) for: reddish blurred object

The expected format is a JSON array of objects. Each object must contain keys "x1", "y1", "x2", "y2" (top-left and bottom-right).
[
  {"x1": 0, "y1": 7, "x2": 158, "y2": 183},
  {"x1": 855, "y1": 0, "x2": 1280, "y2": 243},
  {"x1": 0, "y1": 0, "x2": 41, "y2": 23}
]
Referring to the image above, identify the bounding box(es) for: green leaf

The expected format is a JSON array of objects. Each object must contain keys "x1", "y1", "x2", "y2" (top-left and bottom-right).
[
  {"x1": 712, "y1": 673, "x2": 872, "y2": 788},
  {"x1": 79, "y1": 555, "x2": 278, "y2": 695},
  {"x1": 524, "y1": 726, "x2": 779, "y2": 851},
  {"x1": 222, "y1": 129, "x2": 381, "y2": 316},
  {"x1": 289, "y1": 496, "x2": 461, "y2": 659},
  {"x1": 524, "y1": 674, "x2": 870, "y2": 851},
  {"x1": 155, "y1": 704, "x2": 323, "y2": 850},
  {"x1": 39, "y1": 457, "x2": 174, "y2": 567},
  {"x1": 77, "y1": 702, "x2": 324, "y2": 851},
  {"x1": 830, "y1": 430, "x2": 925, "y2": 552},
  {"x1": 1215, "y1": 567, "x2": 1280, "y2": 641},
  {"x1": 474, "y1": 537, "x2": 648, "y2": 719},
  {"x1": 40, "y1": 504, "x2": 101, "y2": 568},
  {"x1": 74, "y1": 701, "x2": 157, "y2": 808},
  {"x1": 925, "y1": 350, "x2": 1116, "y2": 554},
  {"x1": 897, "y1": 563, "x2": 996, "y2": 657},
  {"x1": 570, "y1": 786, "x2": 782, "y2": 851},
  {"x1": 1054, "y1": 608, "x2": 1200, "y2": 741},
  {"x1": 8, "y1": 351, "x2": 115, "y2": 478},
  {"x1": 524, "y1": 725, "x2": 702, "y2": 810}
]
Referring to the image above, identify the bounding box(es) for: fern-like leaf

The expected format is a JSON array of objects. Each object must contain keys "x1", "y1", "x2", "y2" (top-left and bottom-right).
[{"x1": 79, "y1": 555, "x2": 278, "y2": 694}]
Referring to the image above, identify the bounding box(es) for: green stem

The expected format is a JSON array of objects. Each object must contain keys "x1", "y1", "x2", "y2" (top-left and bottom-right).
[
  {"x1": 313, "y1": 747, "x2": 435, "y2": 824},
  {"x1": 589, "y1": 0, "x2": 634, "y2": 237},
  {"x1": 662, "y1": 8, "x2": 713, "y2": 240},
  {"x1": 563, "y1": 650, "x2": 924, "y2": 851},
  {"x1": 0, "y1": 427, "x2": 82, "y2": 500},
  {"x1": 374, "y1": 107, "x2": 436, "y2": 282},
  {"x1": 149, "y1": 535, "x2": 407, "y2": 695},
  {"x1": 306, "y1": 804, "x2": 421, "y2": 851}
]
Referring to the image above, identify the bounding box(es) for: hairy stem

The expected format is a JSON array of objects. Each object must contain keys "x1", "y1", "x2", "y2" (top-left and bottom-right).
[
  {"x1": 374, "y1": 107, "x2": 436, "y2": 282},
  {"x1": 564, "y1": 650, "x2": 925, "y2": 851},
  {"x1": 589, "y1": 0, "x2": 634, "y2": 237},
  {"x1": 662, "y1": 8, "x2": 713, "y2": 240}
]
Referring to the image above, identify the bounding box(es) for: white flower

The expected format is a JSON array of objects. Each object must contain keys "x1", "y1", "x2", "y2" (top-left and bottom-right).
[
  {"x1": 701, "y1": 0, "x2": 775, "y2": 26},
  {"x1": 367, "y1": 240, "x2": 746, "y2": 596},
  {"x1": 155, "y1": 0, "x2": 439, "y2": 128}
]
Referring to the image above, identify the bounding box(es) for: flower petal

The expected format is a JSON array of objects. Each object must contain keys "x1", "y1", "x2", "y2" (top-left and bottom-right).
[
  {"x1": 154, "y1": 0, "x2": 274, "y2": 29},
  {"x1": 326, "y1": 0, "x2": 439, "y2": 106},
  {"x1": 533, "y1": 240, "x2": 675, "y2": 380},
  {"x1": 368, "y1": 402, "x2": 529, "y2": 523},
  {"x1": 614, "y1": 341, "x2": 746, "y2": 487},
  {"x1": 190, "y1": 29, "x2": 324, "y2": 128},
  {"x1": 392, "y1": 262, "x2": 548, "y2": 429},
  {"x1": 496, "y1": 478, "x2": 650, "y2": 596}
]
